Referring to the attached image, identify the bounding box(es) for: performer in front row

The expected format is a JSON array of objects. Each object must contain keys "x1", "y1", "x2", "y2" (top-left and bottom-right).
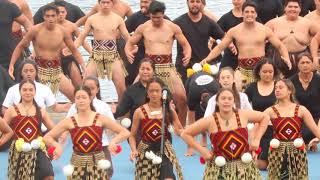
[
  {"x1": 75, "y1": 0, "x2": 130, "y2": 102},
  {"x1": 129, "y1": 78, "x2": 184, "y2": 180},
  {"x1": 44, "y1": 86, "x2": 130, "y2": 179},
  {"x1": 182, "y1": 88, "x2": 269, "y2": 179},
  {"x1": 2, "y1": 80, "x2": 55, "y2": 180},
  {"x1": 264, "y1": 79, "x2": 320, "y2": 179}
]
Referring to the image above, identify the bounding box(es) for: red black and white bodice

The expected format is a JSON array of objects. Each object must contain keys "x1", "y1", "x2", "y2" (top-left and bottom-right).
[
  {"x1": 69, "y1": 114, "x2": 103, "y2": 153},
  {"x1": 210, "y1": 111, "x2": 249, "y2": 161},
  {"x1": 140, "y1": 106, "x2": 169, "y2": 143},
  {"x1": 271, "y1": 105, "x2": 303, "y2": 141},
  {"x1": 11, "y1": 105, "x2": 42, "y2": 142}
]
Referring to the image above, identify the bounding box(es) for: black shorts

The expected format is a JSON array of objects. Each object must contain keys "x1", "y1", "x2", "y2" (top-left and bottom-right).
[
  {"x1": 258, "y1": 125, "x2": 273, "y2": 161},
  {"x1": 61, "y1": 55, "x2": 82, "y2": 77},
  {"x1": 159, "y1": 156, "x2": 176, "y2": 180},
  {"x1": 35, "y1": 150, "x2": 54, "y2": 179}
]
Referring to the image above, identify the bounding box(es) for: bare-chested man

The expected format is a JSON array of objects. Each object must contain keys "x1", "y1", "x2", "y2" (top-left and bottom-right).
[
  {"x1": 125, "y1": 0, "x2": 192, "y2": 126},
  {"x1": 266, "y1": 0, "x2": 318, "y2": 78},
  {"x1": 201, "y1": 1, "x2": 291, "y2": 84},
  {"x1": 55, "y1": 1, "x2": 91, "y2": 88},
  {"x1": 305, "y1": 0, "x2": 320, "y2": 27},
  {"x1": 8, "y1": 4, "x2": 86, "y2": 101},
  {"x1": 76, "y1": 0, "x2": 133, "y2": 26},
  {"x1": 75, "y1": 0, "x2": 130, "y2": 101}
]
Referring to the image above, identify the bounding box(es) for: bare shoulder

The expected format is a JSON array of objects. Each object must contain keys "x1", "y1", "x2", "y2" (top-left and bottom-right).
[
  {"x1": 111, "y1": 12, "x2": 125, "y2": 23},
  {"x1": 300, "y1": 16, "x2": 312, "y2": 25}
]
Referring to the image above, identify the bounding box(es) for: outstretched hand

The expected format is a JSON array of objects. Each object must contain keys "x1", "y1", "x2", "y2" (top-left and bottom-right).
[
  {"x1": 281, "y1": 56, "x2": 292, "y2": 70},
  {"x1": 8, "y1": 66, "x2": 15, "y2": 80}
]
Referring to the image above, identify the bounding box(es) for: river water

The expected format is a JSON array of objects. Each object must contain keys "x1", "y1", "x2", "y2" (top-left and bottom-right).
[{"x1": 27, "y1": 0, "x2": 232, "y2": 102}]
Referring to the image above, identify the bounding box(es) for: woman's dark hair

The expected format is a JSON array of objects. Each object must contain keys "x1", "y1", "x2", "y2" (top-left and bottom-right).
[
  {"x1": 217, "y1": 67, "x2": 241, "y2": 109},
  {"x1": 242, "y1": 0, "x2": 258, "y2": 12},
  {"x1": 17, "y1": 59, "x2": 39, "y2": 82},
  {"x1": 284, "y1": 0, "x2": 301, "y2": 7},
  {"x1": 145, "y1": 77, "x2": 173, "y2": 125},
  {"x1": 83, "y1": 76, "x2": 102, "y2": 100},
  {"x1": 19, "y1": 80, "x2": 43, "y2": 131},
  {"x1": 74, "y1": 85, "x2": 96, "y2": 112},
  {"x1": 214, "y1": 88, "x2": 237, "y2": 112},
  {"x1": 149, "y1": 0, "x2": 166, "y2": 14},
  {"x1": 253, "y1": 57, "x2": 279, "y2": 81},
  {"x1": 276, "y1": 79, "x2": 297, "y2": 103},
  {"x1": 296, "y1": 51, "x2": 313, "y2": 65},
  {"x1": 139, "y1": 58, "x2": 156, "y2": 72}
]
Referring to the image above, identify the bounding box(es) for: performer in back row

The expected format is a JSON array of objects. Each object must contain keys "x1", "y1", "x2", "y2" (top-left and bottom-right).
[
  {"x1": 9, "y1": 4, "x2": 86, "y2": 101},
  {"x1": 75, "y1": 0, "x2": 130, "y2": 102},
  {"x1": 201, "y1": 1, "x2": 291, "y2": 85},
  {"x1": 125, "y1": 0, "x2": 192, "y2": 127}
]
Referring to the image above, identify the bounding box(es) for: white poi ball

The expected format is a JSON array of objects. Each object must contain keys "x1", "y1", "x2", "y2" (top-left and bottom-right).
[
  {"x1": 214, "y1": 156, "x2": 226, "y2": 167},
  {"x1": 120, "y1": 118, "x2": 131, "y2": 128},
  {"x1": 293, "y1": 138, "x2": 304, "y2": 148},
  {"x1": 247, "y1": 123, "x2": 254, "y2": 131},
  {"x1": 168, "y1": 125, "x2": 174, "y2": 134},
  {"x1": 41, "y1": 124, "x2": 48, "y2": 133},
  {"x1": 270, "y1": 138, "x2": 280, "y2": 148},
  {"x1": 63, "y1": 164, "x2": 74, "y2": 176},
  {"x1": 192, "y1": 63, "x2": 202, "y2": 72},
  {"x1": 145, "y1": 151, "x2": 152, "y2": 160},
  {"x1": 216, "y1": 39, "x2": 222, "y2": 44},
  {"x1": 97, "y1": 159, "x2": 111, "y2": 170},
  {"x1": 241, "y1": 153, "x2": 253, "y2": 164},
  {"x1": 210, "y1": 65, "x2": 219, "y2": 75},
  {"x1": 149, "y1": 151, "x2": 156, "y2": 160},
  {"x1": 152, "y1": 156, "x2": 162, "y2": 165},
  {"x1": 31, "y1": 139, "x2": 41, "y2": 149},
  {"x1": 22, "y1": 142, "x2": 32, "y2": 152}
]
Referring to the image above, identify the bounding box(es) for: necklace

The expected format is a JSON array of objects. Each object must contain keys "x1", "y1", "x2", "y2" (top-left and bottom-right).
[
  {"x1": 23, "y1": 104, "x2": 33, "y2": 116},
  {"x1": 148, "y1": 104, "x2": 162, "y2": 116},
  {"x1": 220, "y1": 114, "x2": 232, "y2": 127},
  {"x1": 299, "y1": 73, "x2": 312, "y2": 84}
]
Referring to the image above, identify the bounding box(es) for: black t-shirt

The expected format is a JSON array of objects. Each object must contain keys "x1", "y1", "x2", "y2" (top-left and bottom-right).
[
  {"x1": 174, "y1": 13, "x2": 224, "y2": 68},
  {"x1": 245, "y1": 82, "x2": 276, "y2": 112},
  {"x1": 252, "y1": 0, "x2": 283, "y2": 24},
  {"x1": 217, "y1": 10, "x2": 243, "y2": 69},
  {"x1": 33, "y1": 1, "x2": 85, "y2": 24},
  {"x1": 0, "y1": 1, "x2": 21, "y2": 66},
  {"x1": 290, "y1": 73, "x2": 320, "y2": 119},
  {"x1": 114, "y1": 81, "x2": 146, "y2": 119},
  {"x1": 185, "y1": 71, "x2": 219, "y2": 118}
]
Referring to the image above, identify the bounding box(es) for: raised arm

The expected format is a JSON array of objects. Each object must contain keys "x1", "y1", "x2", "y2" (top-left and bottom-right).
[
  {"x1": 20, "y1": 0, "x2": 34, "y2": 25},
  {"x1": 118, "y1": 19, "x2": 130, "y2": 41},
  {"x1": 74, "y1": 17, "x2": 92, "y2": 48},
  {"x1": 201, "y1": 29, "x2": 234, "y2": 64},
  {"x1": 266, "y1": 27, "x2": 292, "y2": 69},
  {"x1": 174, "y1": 24, "x2": 191, "y2": 66},
  {"x1": 9, "y1": 27, "x2": 35, "y2": 79},
  {"x1": 124, "y1": 24, "x2": 144, "y2": 63},
  {"x1": 73, "y1": 24, "x2": 92, "y2": 54}
]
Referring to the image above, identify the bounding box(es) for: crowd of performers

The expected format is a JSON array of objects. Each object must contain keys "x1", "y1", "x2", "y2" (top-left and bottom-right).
[{"x1": 1, "y1": 0, "x2": 320, "y2": 179}]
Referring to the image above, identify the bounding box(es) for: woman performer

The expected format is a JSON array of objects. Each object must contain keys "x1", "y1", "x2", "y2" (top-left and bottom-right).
[
  {"x1": 129, "y1": 78, "x2": 184, "y2": 180},
  {"x1": 290, "y1": 52, "x2": 320, "y2": 151},
  {"x1": 44, "y1": 86, "x2": 130, "y2": 179},
  {"x1": 3, "y1": 79, "x2": 55, "y2": 180},
  {"x1": 182, "y1": 88, "x2": 269, "y2": 179},
  {"x1": 204, "y1": 67, "x2": 252, "y2": 117},
  {"x1": 264, "y1": 79, "x2": 320, "y2": 179},
  {"x1": 244, "y1": 58, "x2": 278, "y2": 169},
  {"x1": 66, "y1": 76, "x2": 115, "y2": 177}
]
